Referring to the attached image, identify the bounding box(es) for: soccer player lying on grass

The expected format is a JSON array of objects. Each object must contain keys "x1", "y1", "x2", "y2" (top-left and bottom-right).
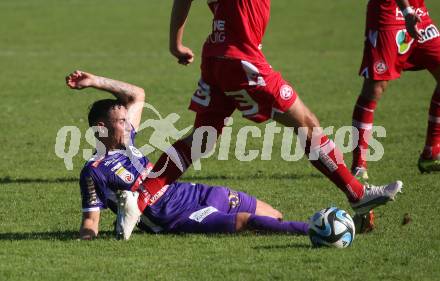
[{"x1": 66, "y1": 70, "x2": 309, "y2": 240}]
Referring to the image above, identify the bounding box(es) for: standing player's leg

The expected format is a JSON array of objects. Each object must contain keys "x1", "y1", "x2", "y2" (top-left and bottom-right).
[
  {"x1": 272, "y1": 96, "x2": 402, "y2": 214},
  {"x1": 273, "y1": 98, "x2": 363, "y2": 202},
  {"x1": 143, "y1": 114, "x2": 224, "y2": 194},
  {"x1": 419, "y1": 65, "x2": 440, "y2": 172},
  {"x1": 349, "y1": 28, "x2": 408, "y2": 231},
  {"x1": 351, "y1": 79, "x2": 388, "y2": 179},
  {"x1": 142, "y1": 80, "x2": 234, "y2": 194},
  {"x1": 351, "y1": 28, "x2": 405, "y2": 178}
]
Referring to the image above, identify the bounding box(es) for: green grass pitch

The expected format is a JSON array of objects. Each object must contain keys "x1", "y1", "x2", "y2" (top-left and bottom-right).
[{"x1": 1, "y1": 0, "x2": 439, "y2": 280}]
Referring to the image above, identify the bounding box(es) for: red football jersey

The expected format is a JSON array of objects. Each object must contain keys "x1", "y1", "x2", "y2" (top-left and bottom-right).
[
  {"x1": 202, "y1": 0, "x2": 270, "y2": 62},
  {"x1": 367, "y1": 0, "x2": 431, "y2": 30}
]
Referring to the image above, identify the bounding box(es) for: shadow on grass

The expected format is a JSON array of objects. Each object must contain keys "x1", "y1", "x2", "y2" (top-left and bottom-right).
[
  {"x1": 0, "y1": 231, "x2": 114, "y2": 241},
  {"x1": 182, "y1": 172, "x2": 323, "y2": 181},
  {"x1": 252, "y1": 243, "x2": 312, "y2": 250},
  {"x1": 0, "y1": 231, "x2": 315, "y2": 252},
  {"x1": 0, "y1": 177, "x2": 77, "y2": 184},
  {"x1": 0, "y1": 172, "x2": 323, "y2": 185}
]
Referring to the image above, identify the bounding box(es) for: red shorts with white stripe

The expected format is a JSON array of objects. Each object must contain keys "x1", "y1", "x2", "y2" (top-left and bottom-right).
[
  {"x1": 189, "y1": 57, "x2": 297, "y2": 131},
  {"x1": 359, "y1": 21, "x2": 440, "y2": 81}
]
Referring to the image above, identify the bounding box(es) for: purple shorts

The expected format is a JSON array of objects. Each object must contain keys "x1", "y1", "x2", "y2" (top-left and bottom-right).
[{"x1": 164, "y1": 184, "x2": 257, "y2": 234}]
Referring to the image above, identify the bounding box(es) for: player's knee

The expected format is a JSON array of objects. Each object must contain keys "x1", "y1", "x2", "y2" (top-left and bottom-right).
[
  {"x1": 187, "y1": 127, "x2": 219, "y2": 153},
  {"x1": 181, "y1": 133, "x2": 194, "y2": 147},
  {"x1": 362, "y1": 79, "x2": 387, "y2": 100},
  {"x1": 235, "y1": 213, "x2": 251, "y2": 231},
  {"x1": 373, "y1": 81, "x2": 388, "y2": 96},
  {"x1": 255, "y1": 200, "x2": 283, "y2": 220},
  {"x1": 435, "y1": 84, "x2": 440, "y2": 97},
  {"x1": 306, "y1": 111, "x2": 320, "y2": 129},
  {"x1": 295, "y1": 105, "x2": 320, "y2": 134},
  {"x1": 429, "y1": 66, "x2": 440, "y2": 84},
  {"x1": 273, "y1": 210, "x2": 283, "y2": 220}
]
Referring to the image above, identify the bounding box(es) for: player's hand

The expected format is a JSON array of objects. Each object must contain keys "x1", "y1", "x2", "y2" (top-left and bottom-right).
[
  {"x1": 404, "y1": 13, "x2": 422, "y2": 41},
  {"x1": 170, "y1": 44, "x2": 195, "y2": 66},
  {"x1": 65, "y1": 70, "x2": 96, "y2": 90}
]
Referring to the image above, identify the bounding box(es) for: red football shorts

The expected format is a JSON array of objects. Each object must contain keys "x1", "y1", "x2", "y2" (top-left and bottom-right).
[
  {"x1": 189, "y1": 57, "x2": 297, "y2": 131},
  {"x1": 359, "y1": 21, "x2": 440, "y2": 81}
]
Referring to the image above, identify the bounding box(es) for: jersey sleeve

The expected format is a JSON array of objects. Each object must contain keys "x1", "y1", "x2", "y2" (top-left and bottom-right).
[{"x1": 79, "y1": 167, "x2": 105, "y2": 212}]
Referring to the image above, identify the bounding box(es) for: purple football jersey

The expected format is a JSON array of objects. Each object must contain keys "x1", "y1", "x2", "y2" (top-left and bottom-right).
[{"x1": 79, "y1": 126, "x2": 150, "y2": 212}]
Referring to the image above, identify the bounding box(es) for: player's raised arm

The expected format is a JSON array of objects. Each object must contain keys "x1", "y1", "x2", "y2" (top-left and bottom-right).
[
  {"x1": 395, "y1": 0, "x2": 422, "y2": 40},
  {"x1": 65, "y1": 70, "x2": 145, "y2": 131},
  {"x1": 79, "y1": 210, "x2": 100, "y2": 240},
  {"x1": 170, "y1": 0, "x2": 195, "y2": 65}
]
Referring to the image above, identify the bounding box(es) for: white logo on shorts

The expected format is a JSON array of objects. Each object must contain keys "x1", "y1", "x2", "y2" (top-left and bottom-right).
[
  {"x1": 419, "y1": 24, "x2": 440, "y2": 44},
  {"x1": 189, "y1": 206, "x2": 218, "y2": 222},
  {"x1": 280, "y1": 85, "x2": 294, "y2": 100}
]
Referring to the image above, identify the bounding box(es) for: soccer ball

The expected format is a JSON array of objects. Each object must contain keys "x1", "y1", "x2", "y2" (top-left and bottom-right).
[{"x1": 308, "y1": 207, "x2": 355, "y2": 248}]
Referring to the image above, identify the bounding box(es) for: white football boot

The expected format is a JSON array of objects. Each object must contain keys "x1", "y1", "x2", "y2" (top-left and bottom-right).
[
  {"x1": 350, "y1": 181, "x2": 403, "y2": 215},
  {"x1": 115, "y1": 190, "x2": 141, "y2": 240}
]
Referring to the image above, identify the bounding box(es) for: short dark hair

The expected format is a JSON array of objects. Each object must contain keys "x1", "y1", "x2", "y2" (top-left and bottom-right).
[{"x1": 88, "y1": 99, "x2": 125, "y2": 127}]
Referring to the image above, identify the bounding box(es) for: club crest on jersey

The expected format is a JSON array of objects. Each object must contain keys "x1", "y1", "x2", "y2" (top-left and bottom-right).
[
  {"x1": 112, "y1": 163, "x2": 134, "y2": 184},
  {"x1": 396, "y1": 29, "x2": 414, "y2": 55},
  {"x1": 374, "y1": 60, "x2": 387, "y2": 75},
  {"x1": 418, "y1": 24, "x2": 440, "y2": 44},
  {"x1": 228, "y1": 191, "x2": 240, "y2": 208},
  {"x1": 280, "y1": 85, "x2": 294, "y2": 100},
  {"x1": 116, "y1": 167, "x2": 134, "y2": 184},
  {"x1": 128, "y1": 145, "x2": 143, "y2": 158}
]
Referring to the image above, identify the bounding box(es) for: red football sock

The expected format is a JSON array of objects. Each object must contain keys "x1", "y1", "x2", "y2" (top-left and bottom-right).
[
  {"x1": 423, "y1": 88, "x2": 440, "y2": 159},
  {"x1": 142, "y1": 139, "x2": 193, "y2": 194},
  {"x1": 352, "y1": 95, "x2": 377, "y2": 169},
  {"x1": 308, "y1": 135, "x2": 364, "y2": 202}
]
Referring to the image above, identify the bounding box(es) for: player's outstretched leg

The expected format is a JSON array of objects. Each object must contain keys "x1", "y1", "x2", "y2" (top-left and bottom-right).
[
  {"x1": 235, "y1": 213, "x2": 309, "y2": 235},
  {"x1": 351, "y1": 79, "x2": 388, "y2": 180},
  {"x1": 234, "y1": 199, "x2": 308, "y2": 235},
  {"x1": 419, "y1": 68, "x2": 440, "y2": 173},
  {"x1": 273, "y1": 97, "x2": 402, "y2": 214}
]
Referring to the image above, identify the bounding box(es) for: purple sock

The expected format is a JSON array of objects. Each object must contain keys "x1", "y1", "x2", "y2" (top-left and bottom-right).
[{"x1": 247, "y1": 215, "x2": 309, "y2": 235}]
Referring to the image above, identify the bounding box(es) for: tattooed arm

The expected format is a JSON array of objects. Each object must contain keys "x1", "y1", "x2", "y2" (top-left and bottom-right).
[{"x1": 66, "y1": 70, "x2": 145, "y2": 131}]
